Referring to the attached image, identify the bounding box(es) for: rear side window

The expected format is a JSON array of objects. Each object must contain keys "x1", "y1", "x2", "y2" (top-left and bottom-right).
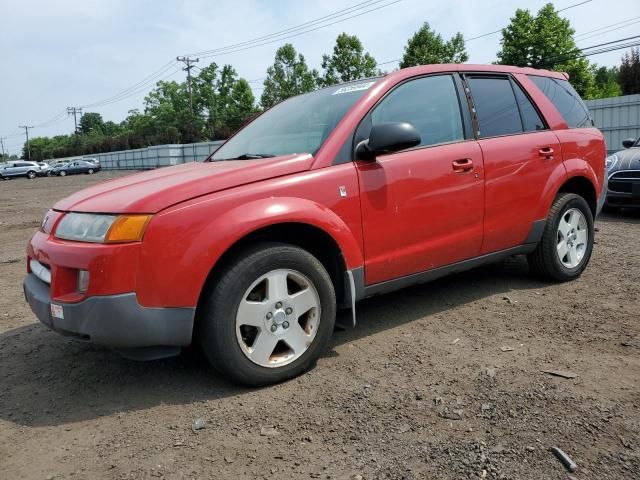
[
  {"x1": 467, "y1": 76, "x2": 522, "y2": 138},
  {"x1": 371, "y1": 75, "x2": 464, "y2": 147},
  {"x1": 512, "y1": 81, "x2": 546, "y2": 132},
  {"x1": 528, "y1": 75, "x2": 592, "y2": 128}
]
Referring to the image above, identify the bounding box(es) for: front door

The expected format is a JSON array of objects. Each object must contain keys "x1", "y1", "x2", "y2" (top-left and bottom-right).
[{"x1": 356, "y1": 74, "x2": 484, "y2": 285}]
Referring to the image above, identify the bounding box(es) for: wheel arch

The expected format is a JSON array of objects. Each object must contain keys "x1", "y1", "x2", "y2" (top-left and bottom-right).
[
  {"x1": 195, "y1": 221, "x2": 352, "y2": 319},
  {"x1": 557, "y1": 175, "x2": 597, "y2": 217}
]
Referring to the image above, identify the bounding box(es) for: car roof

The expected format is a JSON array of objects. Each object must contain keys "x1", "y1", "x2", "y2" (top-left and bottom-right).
[{"x1": 382, "y1": 63, "x2": 567, "y2": 83}]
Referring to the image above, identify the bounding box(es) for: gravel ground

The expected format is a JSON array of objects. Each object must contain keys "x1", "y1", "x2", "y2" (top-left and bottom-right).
[{"x1": 0, "y1": 171, "x2": 638, "y2": 480}]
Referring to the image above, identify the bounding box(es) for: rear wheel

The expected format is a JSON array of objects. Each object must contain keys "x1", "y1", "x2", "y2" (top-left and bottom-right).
[
  {"x1": 198, "y1": 243, "x2": 336, "y2": 386},
  {"x1": 88, "y1": 168, "x2": 94, "y2": 174},
  {"x1": 527, "y1": 193, "x2": 594, "y2": 282},
  {"x1": 59, "y1": 170, "x2": 67, "y2": 177}
]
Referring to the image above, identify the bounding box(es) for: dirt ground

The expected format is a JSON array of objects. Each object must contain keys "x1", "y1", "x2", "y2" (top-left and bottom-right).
[{"x1": 0, "y1": 171, "x2": 638, "y2": 480}]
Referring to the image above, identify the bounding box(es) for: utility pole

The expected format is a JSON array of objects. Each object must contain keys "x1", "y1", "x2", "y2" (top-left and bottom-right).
[
  {"x1": 18, "y1": 125, "x2": 34, "y2": 160},
  {"x1": 176, "y1": 56, "x2": 199, "y2": 118},
  {"x1": 67, "y1": 107, "x2": 83, "y2": 134},
  {"x1": 0, "y1": 137, "x2": 6, "y2": 161}
]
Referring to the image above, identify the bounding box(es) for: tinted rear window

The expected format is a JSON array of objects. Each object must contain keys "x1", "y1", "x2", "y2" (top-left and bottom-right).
[
  {"x1": 467, "y1": 77, "x2": 522, "y2": 138},
  {"x1": 528, "y1": 75, "x2": 592, "y2": 128},
  {"x1": 512, "y1": 81, "x2": 546, "y2": 132}
]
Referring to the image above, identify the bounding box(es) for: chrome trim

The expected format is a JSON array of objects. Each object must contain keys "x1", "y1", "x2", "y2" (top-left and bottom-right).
[
  {"x1": 29, "y1": 259, "x2": 51, "y2": 285},
  {"x1": 608, "y1": 169, "x2": 640, "y2": 181}
]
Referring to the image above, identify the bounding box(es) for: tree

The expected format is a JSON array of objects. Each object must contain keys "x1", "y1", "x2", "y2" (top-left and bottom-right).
[
  {"x1": 399, "y1": 22, "x2": 468, "y2": 68},
  {"x1": 78, "y1": 112, "x2": 105, "y2": 135},
  {"x1": 496, "y1": 3, "x2": 593, "y2": 96},
  {"x1": 192, "y1": 63, "x2": 256, "y2": 139},
  {"x1": 320, "y1": 33, "x2": 380, "y2": 86},
  {"x1": 261, "y1": 44, "x2": 318, "y2": 108},
  {"x1": 588, "y1": 65, "x2": 621, "y2": 99},
  {"x1": 619, "y1": 48, "x2": 640, "y2": 95}
]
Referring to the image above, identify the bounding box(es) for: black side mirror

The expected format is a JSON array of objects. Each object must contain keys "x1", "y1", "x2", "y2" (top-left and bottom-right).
[
  {"x1": 356, "y1": 122, "x2": 421, "y2": 160},
  {"x1": 622, "y1": 138, "x2": 636, "y2": 149}
]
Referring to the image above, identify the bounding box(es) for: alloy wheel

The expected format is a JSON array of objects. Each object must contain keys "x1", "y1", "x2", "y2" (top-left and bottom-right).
[
  {"x1": 556, "y1": 207, "x2": 588, "y2": 268},
  {"x1": 235, "y1": 269, "x2": 320, "y2": 368}
]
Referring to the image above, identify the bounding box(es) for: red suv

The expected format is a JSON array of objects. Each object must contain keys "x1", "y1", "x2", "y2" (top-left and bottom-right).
[{"x1": 24, "y1": 64, "x2": 606, "y2": 386}]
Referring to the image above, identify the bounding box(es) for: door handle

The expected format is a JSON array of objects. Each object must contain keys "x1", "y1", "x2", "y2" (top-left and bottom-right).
[
  {"x1": 539, "y1": 146, "x2": 554, "y2": 160},
  {"x1": 452, "y1": 158, "x2": 474, "y2": 173}
]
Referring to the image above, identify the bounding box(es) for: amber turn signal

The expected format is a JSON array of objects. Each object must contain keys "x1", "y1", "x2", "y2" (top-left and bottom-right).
[{"x1": 105, "y1": 215, "x2": 152, "y2": 243}]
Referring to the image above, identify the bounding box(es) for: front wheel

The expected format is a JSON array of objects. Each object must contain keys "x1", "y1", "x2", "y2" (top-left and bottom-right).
[
  {"x1": 27, "y1": 170, "x2": 36, "y2": 179},
  {"x1": 198, "y1": 243, "x2": 336, "y2": 386},
  {"x1": 527, "y1": 193, "x2": 594, "y2": 282},
  {"x1": 59, "y1": 170, "x2": 67, "y2": 177},
  {"x1": 87, "y1": 169, "x2": 94, "y2": 174}
]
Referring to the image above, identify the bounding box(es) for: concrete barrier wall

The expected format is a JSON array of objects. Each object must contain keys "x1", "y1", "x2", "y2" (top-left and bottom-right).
[{"x1": 47, "y1": 140, "x2": 224, "y2": 170}]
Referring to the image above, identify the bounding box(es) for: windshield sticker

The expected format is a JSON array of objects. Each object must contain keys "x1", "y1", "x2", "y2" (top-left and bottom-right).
[{"x1": 332, "y1": 81, "x2": 376, "y2": 95}]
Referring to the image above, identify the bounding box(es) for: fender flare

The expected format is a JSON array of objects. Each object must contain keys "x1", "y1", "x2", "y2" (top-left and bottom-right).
[
  {"x1": 197, "y1": 196, "x2": 364, "y2": 270},
  {"x1": 137, "y1": 196, "x2": 364, "y2": 308}
]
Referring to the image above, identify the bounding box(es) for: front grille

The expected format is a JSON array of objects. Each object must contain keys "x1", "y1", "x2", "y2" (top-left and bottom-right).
[{"x1": 609, "y1": 171, "x2": 640, "y2": 194}]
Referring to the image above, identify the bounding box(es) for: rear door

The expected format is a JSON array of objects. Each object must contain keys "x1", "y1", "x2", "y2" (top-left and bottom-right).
[
  {"x1": 464, "y1": 74, "x2": 562, "y2": 254},
  {"x1": 356, "y1": 74, "x2": 484, "y2": 285}
]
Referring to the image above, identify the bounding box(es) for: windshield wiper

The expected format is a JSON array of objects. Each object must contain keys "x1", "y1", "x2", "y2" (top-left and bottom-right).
[{"x1": 225, "y1": 153, "x2": 276, "y2": 160}]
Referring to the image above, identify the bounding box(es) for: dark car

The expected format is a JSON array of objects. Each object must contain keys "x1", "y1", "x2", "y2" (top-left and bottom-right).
[
  {"x1": 52, "y1": 160, "x2": 100, "y2": 177},
  {"x1": 605, "y1": 137, "x2": 640, "y2": 209}
]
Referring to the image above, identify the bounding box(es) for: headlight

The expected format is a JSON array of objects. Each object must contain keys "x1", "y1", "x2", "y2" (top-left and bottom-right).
[
  {"x1": 54, "y1": 213, "x2": 152, "y2": 243},
  {"x1": 605, "y1": 154, "x2": 619, "y2": 171}
]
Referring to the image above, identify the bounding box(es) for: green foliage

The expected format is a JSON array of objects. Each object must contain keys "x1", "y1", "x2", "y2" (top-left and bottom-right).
[
  {"x1": 587, "y1": 65, "x2": 621, "y2": 99},
  {"x1": 619, "y1": 48, "x2": 640, "y2": 95},
  {"x1": 496, "y1": 3, "x2": 596, "y2": 96},
  {"x1": 78, "y1": 112, "x2": 105, "y2": 135},
  {"x1": 320, "y1": 33, "x2": 380, "y2": 86},
  {"x1": 23, "y1": 62, "x2": 257, "y2": 160},
  {"x1": 261, "y1": 44, "x2": 319, "y2": 108},
  {"x1": 399, "y1": 22, "x2": 468, "y2": 68}
]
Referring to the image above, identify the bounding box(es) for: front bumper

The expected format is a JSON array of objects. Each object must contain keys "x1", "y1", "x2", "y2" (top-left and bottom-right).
[
  {"x1": 606, "y1": 172, "x2": 640, "y2": 208},
  {"x1": 23, "y1": 273, "x2": 195, "y2": 350}
]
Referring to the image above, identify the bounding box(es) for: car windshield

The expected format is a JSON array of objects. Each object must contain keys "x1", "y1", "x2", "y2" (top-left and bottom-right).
[{"x1": 211, "y1": 79, "x2": 380, "y2": 161}]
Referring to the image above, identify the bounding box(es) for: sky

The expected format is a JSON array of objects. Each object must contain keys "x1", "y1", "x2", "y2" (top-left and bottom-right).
[{"x1": 0, "y1": 0, "x2": 637, "y2": 155}]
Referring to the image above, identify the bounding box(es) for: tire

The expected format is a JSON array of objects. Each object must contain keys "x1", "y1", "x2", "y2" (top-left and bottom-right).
[
  {"x1": 27, "y1": 170, "x2": 36, "y2": 179},
  {"x1": 527, "y1": 193, "x2": 594, "y2": 282},
  {"x1": 46, "y1": 171, "x2": 52, "y2": 177},
  {"x1": 88, "y1": 169, "x2": 94, "y2": 174},
  {"x1": 198, "y1": 242, "x2": 336, "y2": 386},
  {"x1": 59, "y1": 170, "x2": 67, "y2": 177}
]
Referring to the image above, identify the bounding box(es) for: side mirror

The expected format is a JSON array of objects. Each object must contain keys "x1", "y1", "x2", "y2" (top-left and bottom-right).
[
  {"x1": 622, "y1": 138, "x2": 636, "y2": 149},
  {"x1": 356, "y1": 122, "x2": 421, "y2": 160}
]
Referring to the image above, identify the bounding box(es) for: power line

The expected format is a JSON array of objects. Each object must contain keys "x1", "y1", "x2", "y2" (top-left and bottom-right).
[
  {"x1": 79, "y1": 61, "x2": 178, "y2": 109},
  {"x1": 18, "y1": 125, "x2": 34, "y2": 160},
  {"x1": 576, "y1": 19, "x2": 640, "y2": 43},
  {"x1": 195, "y1": 0, "x2": 403, "y2": 60},
  {"x1": 574, "y1": 16, "x2": 640, "y2": 38},
  {"x1": 67, "y1": 107, "x2": 83, "y2": 134},
  {"x1": 184, "y1": 0, "x2": 391, "y2": 58},
  {"x1": 177, "y1": 56, "x2": 200, "y2": 119},
  {"x1": 465, "y1": 0, "x2": 593, "y2": 42}
]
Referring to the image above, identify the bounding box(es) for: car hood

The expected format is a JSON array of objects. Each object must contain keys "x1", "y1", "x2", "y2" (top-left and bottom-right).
[
  {"x1": 609, "y1": 147, "x2": 640, "y2": 175},
  {"x1": 54, "y1": 154, "x2": 314, "y2": 214}
]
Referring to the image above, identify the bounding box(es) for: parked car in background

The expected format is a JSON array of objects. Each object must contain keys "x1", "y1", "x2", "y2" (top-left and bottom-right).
[
  {"x1": 52, "y1": 160, "x2": 100, "y2": 176},
  {"x1": 24, "y1": 64, "x2": 605, "y2": 386},
  {"x1": 605, "y1": 137, "x2": 640, "y2": 209},
  {"x1": 37, "y1": 162, "x2": 53, "y2": 177},
  {"x1": 0, "y1": 161, "x2": 42, "y2": 179},
  {"x1": 83, "y1": 157, "x2": 100, "y2": 166}
]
